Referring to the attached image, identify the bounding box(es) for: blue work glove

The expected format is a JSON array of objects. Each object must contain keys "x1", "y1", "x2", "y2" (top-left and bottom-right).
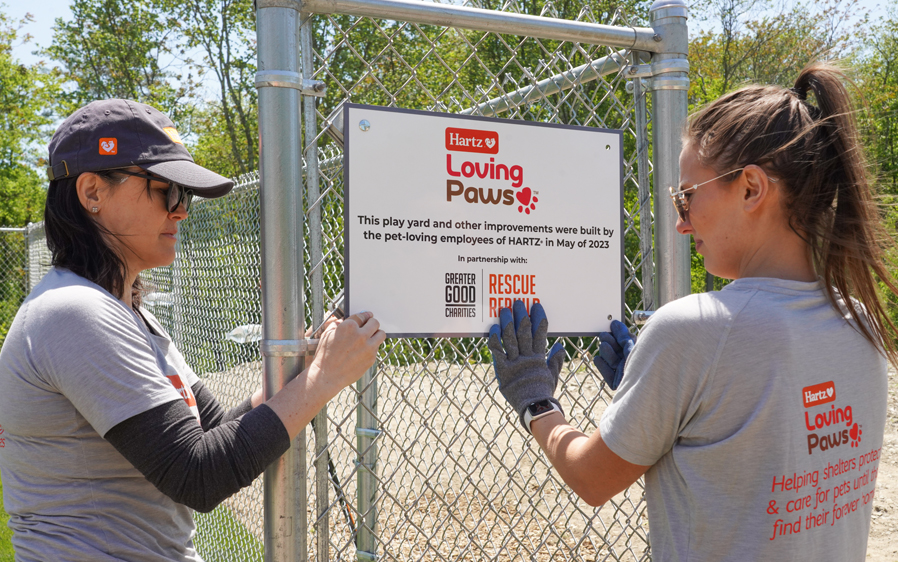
[
  {"x1": 593, "y1": 320, "x2": 635, "y2": 390},
  {"x1": 488, "y1": 300, "x2": 565, "y2": 429}
]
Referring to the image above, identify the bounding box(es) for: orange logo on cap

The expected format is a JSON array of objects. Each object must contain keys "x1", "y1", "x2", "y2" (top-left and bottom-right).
[
  {"x1": 99, "y1": 138, "x2": 117, "y2": 155},
  {"x1": 163, "y1": 127, "x2": 183, "y2": 145}
]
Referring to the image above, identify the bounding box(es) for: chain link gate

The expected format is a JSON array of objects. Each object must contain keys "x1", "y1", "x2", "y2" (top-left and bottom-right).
[
  {"x1": 254, "y1": 1, "x2": 688, "y2": 561},
  {"x1": 13, "y1": 1, "x2": 690, "y2": 560}
]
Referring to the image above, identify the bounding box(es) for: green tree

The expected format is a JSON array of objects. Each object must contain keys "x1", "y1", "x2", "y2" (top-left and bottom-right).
[
  {"x1": 162, "y1": 0, "x2": 258, "y2": 176},
  {"x1": 686, "y1": 0, "x2": 867, "y2": 293},
  {"x1": 0, "y1": 6, "x2": 56, "y2": 226},
  {"x1": 689, "y1": 0, "x2": 865, "y2": 109},
  {"x1": 0, "y1": 5, "x2": 59, "y2": 344},
  {"x1": 41, "y1": 0, "x2": 194, "y2": 124},
  {"x1": 857, "y1": 3, "x2": 898, "y2": 194}
]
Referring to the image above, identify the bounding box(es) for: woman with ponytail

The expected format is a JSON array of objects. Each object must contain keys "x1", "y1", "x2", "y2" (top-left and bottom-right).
[{"x1": 487, "y1": 63, "x2": 892, "y2": 560}]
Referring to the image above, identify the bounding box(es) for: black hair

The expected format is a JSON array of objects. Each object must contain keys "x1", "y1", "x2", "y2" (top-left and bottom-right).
[{"x1": 44, "y1": 171, "x2": 144, "y2": 309}]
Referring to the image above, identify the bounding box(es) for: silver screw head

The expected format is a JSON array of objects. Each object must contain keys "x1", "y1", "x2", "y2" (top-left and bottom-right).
[
  {"x1": 359, "y1": 119, "x2": 371, "y2": 131},
  {"x1": 607, "y1": 315, "x2": 613, "y2": 320}
]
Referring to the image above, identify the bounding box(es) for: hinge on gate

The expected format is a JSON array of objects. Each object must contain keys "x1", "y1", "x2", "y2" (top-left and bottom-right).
[{"x1": 625, "y1": 58, "x2": 689, "y2": 92}]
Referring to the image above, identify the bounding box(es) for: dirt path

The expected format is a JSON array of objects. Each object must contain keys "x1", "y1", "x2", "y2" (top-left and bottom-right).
[
  {"x1": 866, "y1": 368, "x2": 898, "y2": 561},
  {"x1": 203, "y1": 363, "x2": 898, "y2": 560}
]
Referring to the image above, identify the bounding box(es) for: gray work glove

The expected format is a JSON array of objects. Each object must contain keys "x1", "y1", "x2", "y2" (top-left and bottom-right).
[
  {"x1": 488, "y1": 300, "x2": 565, "y2": 429},
  {"x1": 593, "y1": 320, "x2": 635, "y2": 390}
]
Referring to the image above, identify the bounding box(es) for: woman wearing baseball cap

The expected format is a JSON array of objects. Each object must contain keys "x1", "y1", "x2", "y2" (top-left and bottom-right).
[{"x1": 0, "y1": 99, "x2": 385, "y2": 561}]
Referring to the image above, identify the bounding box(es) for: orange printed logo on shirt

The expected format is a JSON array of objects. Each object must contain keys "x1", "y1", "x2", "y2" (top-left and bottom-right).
[
  {"x1": 99, "y1": 138, "x2": 117, "y2": 155},
  {"x1": 802, "y1": 381, "x2": 836, "y2": 408},
  {"x1": 166, "y1": 374, "x2": 197, "y2": 408}
]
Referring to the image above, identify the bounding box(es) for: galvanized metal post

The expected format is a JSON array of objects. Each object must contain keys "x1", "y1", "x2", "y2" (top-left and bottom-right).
[
  {"x1": 356, "y1": 364, "x2": 379, "y2": 561},
  {"x1": 256, "y1": 1, "x2": 307, "y2": 561},
  {"x1": 649, "y1": 0, "x2": 690, "y2": 306},
  {"x1": 298, "y1": 11, "x2": 331, "y2": 562}
]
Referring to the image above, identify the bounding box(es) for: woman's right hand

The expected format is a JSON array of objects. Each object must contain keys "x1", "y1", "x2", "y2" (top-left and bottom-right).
[
  {"x1": 266, "y1": 311, "x2": 385, "y2": 438},
  {"x1": 311, "y1": 311, "x2": 385, "y2": 393}
]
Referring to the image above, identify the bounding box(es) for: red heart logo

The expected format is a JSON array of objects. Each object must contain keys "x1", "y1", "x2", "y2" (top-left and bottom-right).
[
  {"x1": 516, "y1": 187, "x2": 531, "y2": 206},
  {"x1": 850, "y1": 423, "x2": 859, "y2": 440}
]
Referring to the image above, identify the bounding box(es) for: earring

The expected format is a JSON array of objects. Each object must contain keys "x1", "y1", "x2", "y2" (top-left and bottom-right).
[{"x1": 91, "y1": 207, "x2": 99, "y2": 213}]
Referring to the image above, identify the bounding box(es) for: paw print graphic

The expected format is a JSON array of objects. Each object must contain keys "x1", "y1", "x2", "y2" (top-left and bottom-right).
[
  {"x1": 516, "y1": 187, "x2": 538, "y2": 214},
  {"x1": 849, "y1": 423, "x2": 863, "y2": 447}
]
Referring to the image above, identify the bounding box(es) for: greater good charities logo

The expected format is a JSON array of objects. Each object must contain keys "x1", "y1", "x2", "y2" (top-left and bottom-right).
[
  {"x1": 444, "y1": 272, "x2": 477, "y2": 318},
  {"x1": 802, "y1": 381, "x2": 862, "y2": 455},
  {"x1": 99, "y1": 138, "x2": 117, "y2": 155},
  {"x1": 444, "y1": 127, "x2": 539, "y2": 214}
]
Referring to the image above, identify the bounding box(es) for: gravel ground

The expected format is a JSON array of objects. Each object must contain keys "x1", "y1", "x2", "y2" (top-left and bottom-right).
[
  {"x1": 203, "y1": 363, "x2": 898, "y2": 561},
  {"x1": 866, "y1": 368, "x2": 898, "y2": 561}
]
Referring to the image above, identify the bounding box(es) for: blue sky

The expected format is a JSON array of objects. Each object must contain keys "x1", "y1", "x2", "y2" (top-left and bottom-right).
[{"x1": 4, "y1": 0, "x2": 892, "y2": 67}]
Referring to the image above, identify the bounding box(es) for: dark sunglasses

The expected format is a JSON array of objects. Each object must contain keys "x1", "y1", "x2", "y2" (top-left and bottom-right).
[{"x1": 112, "y1": 170, "x2": 194, "y2": 213}]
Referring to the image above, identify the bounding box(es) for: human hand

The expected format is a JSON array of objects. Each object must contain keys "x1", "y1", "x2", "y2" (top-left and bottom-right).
[
  {"x1": 487, "y1": 300, "x2": 565, "y2": 429},
  {"x1": 312, "y1": 311, "x2": 385, "y2": 394},
  {"x1": 593, "y1": 320, "x2": 634, "y2": 390}
]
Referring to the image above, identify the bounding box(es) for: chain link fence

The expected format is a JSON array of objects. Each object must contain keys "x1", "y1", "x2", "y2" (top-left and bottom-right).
[
  {"x1": 7, "y1": 1, "x2": 677, "y2": 560},
  {"x1": 0, "y1": 228, "x2": 28, "y2": 347}
]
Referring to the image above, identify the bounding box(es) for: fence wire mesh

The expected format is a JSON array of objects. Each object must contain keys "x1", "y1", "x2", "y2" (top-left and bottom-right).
[
  {"x1": 11, "y1": 2, "x2": 660, "y2": 560},
  {"x1": 0, "y1": 229, "x2": 27, "y2": 348}
]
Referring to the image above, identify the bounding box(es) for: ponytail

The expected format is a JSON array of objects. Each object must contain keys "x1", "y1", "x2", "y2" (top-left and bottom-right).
[{"x1": 686, "y1": 62, "x2": 898, "y2": 365}]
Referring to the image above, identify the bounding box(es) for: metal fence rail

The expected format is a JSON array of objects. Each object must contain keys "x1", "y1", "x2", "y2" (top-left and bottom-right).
[{"x1": 11, "y1": 1, "x2": 690, "y2": 560}]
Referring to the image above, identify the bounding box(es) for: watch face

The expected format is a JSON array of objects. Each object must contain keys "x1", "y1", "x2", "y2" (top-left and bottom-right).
[{"x1": 528, "y1": 399, "x2": 555, "y2": 416}]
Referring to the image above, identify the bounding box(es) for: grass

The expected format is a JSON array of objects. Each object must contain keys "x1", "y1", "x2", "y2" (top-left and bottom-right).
[
  {"x1": 195, "y1": 507, "x2": 263, "y2": 562},
  {"x1": 0, "y1": 471, "x2": 14, "y2": 562},
  {"x1": 0, "y1": 469, "x2": 261, "y2": 562}
]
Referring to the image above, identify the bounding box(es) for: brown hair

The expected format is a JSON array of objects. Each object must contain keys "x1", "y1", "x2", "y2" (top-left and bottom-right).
[
  {"x1": 45, "y1": 171, "x2": 144, "y2": 310},
  {"x1": 685, "y1": 62, "x2": 898, "y2": 364}
]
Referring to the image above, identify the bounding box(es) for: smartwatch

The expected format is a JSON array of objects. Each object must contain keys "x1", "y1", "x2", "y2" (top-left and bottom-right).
[{"x1": 522, "y1": 399, "x2": 563, "y2": 434}]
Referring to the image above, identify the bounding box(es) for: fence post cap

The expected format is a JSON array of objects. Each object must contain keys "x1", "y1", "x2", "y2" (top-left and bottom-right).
[{"x1": 649, "y1": 0, "x2": 688, "y2": 18}]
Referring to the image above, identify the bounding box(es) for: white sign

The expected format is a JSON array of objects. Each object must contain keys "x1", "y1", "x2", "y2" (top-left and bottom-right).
[{"x1": 344, "y1": 104, "x2": 623, "y2": 337}]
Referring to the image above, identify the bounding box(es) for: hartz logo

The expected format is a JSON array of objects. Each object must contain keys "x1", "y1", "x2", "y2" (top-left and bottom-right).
[
  {"x1": 802, "y1": 381, "x2": 836, "y2": 408},
  {"x1": 443, "y1": 127, "x2": 539, "y2": 214},
  {"x1": 446, "y1": 127, "x2": 499, "y2": 154}
]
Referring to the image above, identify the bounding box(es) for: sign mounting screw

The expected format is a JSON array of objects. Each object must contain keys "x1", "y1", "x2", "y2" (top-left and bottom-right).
[{"x1": 359, "y1": 119, "x2": 371, "y2": 132}]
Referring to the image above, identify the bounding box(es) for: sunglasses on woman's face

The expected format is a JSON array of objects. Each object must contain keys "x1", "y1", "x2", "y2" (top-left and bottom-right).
[{"x1": 112, "y1": 169, "x2": 194, "y2": 213}]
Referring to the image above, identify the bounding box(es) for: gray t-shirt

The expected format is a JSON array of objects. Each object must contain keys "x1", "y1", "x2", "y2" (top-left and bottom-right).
[
  {"x1": 600, "y1": 278, "x2": 887, "y2": 562},
  {"x1": 0, "y1": 268, "x2": 203, "y2": 561}
]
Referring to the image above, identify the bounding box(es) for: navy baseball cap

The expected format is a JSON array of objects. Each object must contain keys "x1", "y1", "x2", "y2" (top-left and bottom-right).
[{"x1": 47, "y1": 99, "x2": 234, "y2": 198}]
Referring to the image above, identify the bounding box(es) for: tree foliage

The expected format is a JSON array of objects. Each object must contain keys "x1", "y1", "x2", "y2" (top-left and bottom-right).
[
  {"x1": 0, "y1": 7, "x2": 57, "y2": 226},
  {"x1": 688, "y1": 0, "x2": 865, "y2": 109},
  {"x1": 856, "y1": 4, "x2": 898, "y2": 194},
  {"x1": 162, "y1": 0, "x2": 258, "y2": 176},
  {"x1": 40, "y1": 0, "x2": 193, "y2": 123},
  {"x1": 685, "y1": 0, "x2": 873, "y2": 292}
]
